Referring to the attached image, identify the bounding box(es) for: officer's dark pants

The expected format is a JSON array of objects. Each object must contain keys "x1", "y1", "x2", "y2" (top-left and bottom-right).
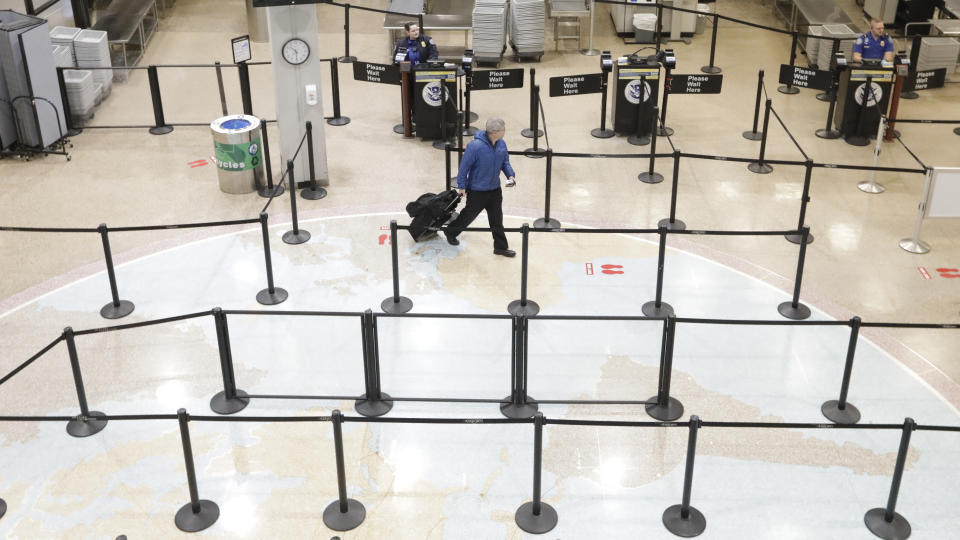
[{"x1": 445, "y1": 188, "x2": 508, "y2": 250}]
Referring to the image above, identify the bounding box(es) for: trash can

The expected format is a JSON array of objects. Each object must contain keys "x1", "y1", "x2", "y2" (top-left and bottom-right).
[
  {"x1": 211, "y1": 115, "x2": 264, "y2": 194},
  {"x1": 633, "y1": 13, "x2": 658, "y2": 43}
]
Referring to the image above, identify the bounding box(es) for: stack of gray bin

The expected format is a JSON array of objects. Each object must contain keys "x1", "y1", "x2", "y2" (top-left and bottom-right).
[
  {"x1": 805, "y1": 25, "x2": 823, "y2": 67},
  {"x1": 916, "y1": 37, "x2": 960, "y2": 75},
  {"x1": 0, "y1": 10, "x2": 68, "y2": 150},
  {"x1": 818, "y1": 24, "x2": 856, "y2": 69},
  {"x1": 509, "y1": 0, "x2": 545, "y2": 60},
  {"x1": 473, "y1": 0, "x2": 508, "y2": 64},
  {"x1": 74, "y1": 29, "x2": 112, "y2": 101},
  {"x1": 49, "y1": 25, "x2": 79, "y2": 65},
  {"x1": 63, "y1": 69, "x2": 97, "y2": 125}
]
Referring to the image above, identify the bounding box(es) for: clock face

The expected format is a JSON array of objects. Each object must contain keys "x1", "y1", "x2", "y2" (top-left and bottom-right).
[{"x1": 282, "y1": 38, "x2": 310, "y2": 65}]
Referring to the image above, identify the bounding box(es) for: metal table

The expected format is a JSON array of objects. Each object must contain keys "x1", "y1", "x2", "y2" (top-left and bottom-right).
[
  {"x1": 932, "y1": 18, "x2": 960, "y2": 36},
  {"x1": 384, "y1": 0, "x2": 473, "y2": 60},
  {"x1": 92, "y1": 0, "x2": 159, "y2": 77},
  {"x1": 773, "y1": 0, "x2": 854, "y2": 33}
]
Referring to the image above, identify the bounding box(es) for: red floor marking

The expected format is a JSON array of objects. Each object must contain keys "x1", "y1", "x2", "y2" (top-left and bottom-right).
[
  {"x1": 918, "y1": 267, "x2": 932, "y2": 280},
  {"x1": 188, "y1": 159, "x2": 209, "y2": 168},
  {"x1": 936, "y1": 268, "x2": 960, "y2": 278},
  {"x1": 378, "y1": 234, "x2": 391, "y2": 245},
  {"x1": 601, "y1": 264, "x2": 624, "y2": 275},
  {"x1": 585, "y1": 263, "x2": 593, "y2": 275}
]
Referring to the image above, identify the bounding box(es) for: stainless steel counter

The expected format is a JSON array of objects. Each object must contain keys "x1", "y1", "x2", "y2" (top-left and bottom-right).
[{"x1": 773, "y1": 0, "x2": 855, "y2": 33}]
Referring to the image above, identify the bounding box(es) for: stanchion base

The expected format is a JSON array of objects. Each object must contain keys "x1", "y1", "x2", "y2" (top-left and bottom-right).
[
  {"x1": 393, "y1": 123, "x2": 414, "y2": 135},
  {"x1": 747, "y1": 162, "x2": 773, "y2": 174},
  {"x1": 463, "y1": 125, "x2": 478, "y2": 136},
  {"x1": 282, "y1": 230, "x2": 311, "y2": 245},
  {"x1": 658, "y1": 126, "x2": 674, "y2": 137},
  {"x1": 844, "y1": 135, "x2": 870, "y2": 147},
  {"x1": 515, "y1": 501, "x2": 558, "y2": 534},
  {"x1": 580, "y1": 48, "x2": 600, "y2": 56},
  {"x1": 533, "y1": 217, "x2": 561, "y2": 230},
  {"x1": 521, "y1": 128, "x2": 544, "y2": 138},
  {"x1": 508, "y1": 299, "x2": 540, "y2": 316},
  {"x1": 662, "y1": 504, "x2": 706, "y2": 537},
  {"x1": 899, "y1": 91, "x2": 919, "y2": 100},
  {"x1": 658, "y1": 218, "x2": 686, "y2": 231},
  {"x1": 256, "y1": 287, "x2": 289, "y2": 306},
  {"x1": 468, "y1": 111, "x2": 479, "y2": 123},
  {"x1": 323, "y1": 499, "x2": 366, "y2": 531},
  {"x1": 66, "y1": 411, "x2": 107, "y2": 438},
  {"x1": 338, "y1": 56, "x2": 357, "y2": 63},
  {"x1": 433, "y1": 139, "x2": 455, "y2": 150},
  {"x1": 627, "y1": 134, "x2": 651, "y2": 146},
  {"x1": 954, "y1": 127, "x2": 960, "y2": 136},
  {"x1": 742, "y1": 130, "x2": 763, "y2": 141},
  {"x1": 591, "y1": 128, "x2": 615, "y2": 139},
  {"x1": 149, "y1": 125, "x2": 174, "y2": 135},
  {"x1": 100, "y1": 300, "x2": 135, "y2": 320},
  {"x1": 258, "y1": 184, "x2": 284, "y2": 198},
  {"x1": 500, "y1": 395, "x2": 538, "y2": 419},
  {"x1": 66, "y1": 128, "x2": 83, "y2": 137},
  {"x1": 858, "y1": 181, "x2": 886, "y2": 194},
  {"x1": 175, "y1": 500, "x2": 220, "y2": 532},
  {"x1": 700, "y1": 65, "x2": 722, "y2": 74},
  {"x1": 815, "y1": 128, "x2": 842, "y2": 139},
  {"x1": 816, "y1": 92, "x2": 833, "y2": 102},
  {"x1": 642, "y1": 301, "x2": 674, "y2": 318},
  {"x1": 381, "y1": 296, "x2": 413, "y2": 314},
  {"x1": 355, "y1": 392, "x2": 394, "y2": 417},
  {"x1": 864, "y1": 508, "x2": 911, "y2": 540},
  {"x1": 784, "y1": 231, "x2": 814, "y2": 245},
  {"x1": 778, "y1": 301, "x2": 811, "y2": 320},
  {"x1": 777, "y1": 85, "x2": 800, "y2": 95},
  {"x1": 638, "y1": 172, "x2": 664, "y2": 184},
  {"x1": 898, "y1": 238, "x2": 930, "y2": 255},
  {"x1": 645, "y1": 396, "x2": 684, "y2": 421},
  {"x1": 0, "y1": 498, "x2": 5, "y2": 518},
  {"x1": 821, "y1": 400, "x2": 861, "y2": 424},
  {"x1": 301, "y1": 187, "x2": 327, "y2": 200},
  {"x1": 210, "y1": 389, "x2": 250, "y2": 415},
  {"x1": 524, "y1": 148, "x2": 547, "y2": 159},
  {"x1": 327, "y1": 116, "x2": 351, "y2": 126}
]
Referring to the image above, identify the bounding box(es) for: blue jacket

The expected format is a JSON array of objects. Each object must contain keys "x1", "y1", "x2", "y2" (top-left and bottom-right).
[{"x1": 456, "y1": 130, "x2": 516, "y2": 191}]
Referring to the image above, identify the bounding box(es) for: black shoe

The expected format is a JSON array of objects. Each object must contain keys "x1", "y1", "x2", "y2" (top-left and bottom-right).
[
  {"x1": 493, "y1": 248, "x2": 515, "y2": 257},
  {"x1": 445, "y1": 234, "x2": 460, "y2": 246}
]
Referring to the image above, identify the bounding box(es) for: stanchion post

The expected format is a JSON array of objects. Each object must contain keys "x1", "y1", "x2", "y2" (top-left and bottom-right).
[
  {"x1": 591, "y1": 70, "x2": 615, "y2": 139},
  {"x1": 432, "y1": 80, "x2": 453, "y2": 150},
  {"x1": 701, "y1": 12, "x2": 721, "y2": 74},
  {"x1": 97, "y1": 223, "x2": 135, "y2": 319},
  {"x1": 355, "y1": 310, "x2": 394, "y2": 416},
  {"x1": 858, "y1": 114, "x2": 888, "y2": 194},
  {"x1": 501, "y1": 314, "x2": 538, "y2": 418},
  {"x1": 323, "y1": 410, "x2": 366, "y2": 529},
  {"x1": 845, "y1": 75, "x2": 873, "y2": 147},
  {"x1": 817, "y1": 39, "x2": 842, "y2": 102},
  {"x1": 786, "y1": 160, "x2": 815, "y2": 244},
  {"x1": 778, "y1": 33, "x2": 801, "y2": 94},
  {"x1": 821, "y1": 316, "x2": 862, "y2": 424},
  {"x1": 534, "y1": 150, "x2": 560, "y2": 229},
  {"x1": 646, "y1": 315, "x2": 683, "y2": 421},
  {"x1": 579, "y1": 0, "x2": 600, "y2": 55},
  {"x1": 463, "y1": 70, "x2": 477, "y2": 135},
  {"x1": 147, "y1": 66, "x2": 173, "y2": 135},
  {"x1": 282, "y1": 159, "x2": 311, "y2": 244},
  {"x1": 256, "y1": 212, "x2": 289, "y2": 305},
  {"x1": 658, "y1": 149, "x2": 686, "y2": 231},
  {"x1": 662, "y1": 415, "x2": 706, "y2": 536},
  {"x1": 638, "y1": 105, "x2": 664, "y2": 184},
  {"x1": 627, "y1": 75, "x2": 651, "y2": 146},
  {"x1": 445, "y1": 142, "x2": 453, "y2": 191},
  {"x1": 301, "y1": 121, "x2": 327, "y2": 200},
  {"x1": 209, "y1": 308, "x2": 250, "y2": 415},
  {"x1": 658, "y1": 65, "x2": 674, "y2": 136},
  {"x1": 174, "y1": 408, "x2": 220, "y2": 532},
  {"x1": 642, "y1": 225, "x2": 675, "y2": 317},
  {"x1": 778, "y1": 226, "x2": 812, "y2": 320},
  {"x1": 748, "y1": 99, "x2": 774, "y2": 174},
  {"x1": 743, "y1": 70, "x2": 765, "y2": 140},
  {"x1": 816, "y1": 63, "x2": 842, "y2": 139},
  {"x1": 64, "y1": 326, "x2": 107, "y2": 437},
  {"x1": 257, "y1": 119, "x2": 283, "y2": 198},
  {"x1": 456, "y1": 110, "x2": 465, "y2": 164},
  {"x1": 508, "y1": 224, "x2": 541, "y2": 316},
  {"x1": 381, "y1": 220, "x2": 413, "y2": 313},
  {"x1": 525, "y1": 85, "x2": 546, "y2": 157},
  {"x1": 339, "y1": 4, "x2": 357, "y2": 62},
  {"x1": 215, "y1": 61, "x2": 228, "y2": 116},
  {"x1": 521, "y1": 68, "x2": 542, "y2": 138},
  {"x1": 238, "y1": 61, "x2": 253, "y2": 116},
  {"x1": 864, "y1": 418, "x2": 915, "y2": 540},
  {"x1": 514, "y1": 412, "x2": 558, "y2": 533},
  {"x1": 56, "y1": 67, "x2": 81, "y2": 136},
  {"x1": 327, "y1": 58, "x2": 351, "y2": 126}
]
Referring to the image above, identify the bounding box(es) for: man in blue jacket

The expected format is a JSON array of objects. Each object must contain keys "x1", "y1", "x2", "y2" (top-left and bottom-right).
[{"x1": 445, "y1": 118, "x2": 517, "y2": 257}]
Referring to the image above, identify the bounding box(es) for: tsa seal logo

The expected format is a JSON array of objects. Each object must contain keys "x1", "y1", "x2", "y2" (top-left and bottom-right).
[
  {"x1": 423, "y1": 82, "x2": 445, "y2": 107},
  {"x1": 854, "y1": 82, "x2": 882, "y2": 107},
  {"x1": 625, "y1": 80, "x2": 651, "y2": 104}
]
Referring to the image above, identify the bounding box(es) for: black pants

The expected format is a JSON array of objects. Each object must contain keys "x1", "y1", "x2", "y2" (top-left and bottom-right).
[{"x1": 445, "y1": 188, "x2": 508, "y2": 250}]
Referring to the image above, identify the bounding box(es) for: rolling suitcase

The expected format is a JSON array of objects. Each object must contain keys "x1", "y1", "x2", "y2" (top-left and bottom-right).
[{"x1": 405, "y1": 189, "x2": 462, "y2": 241}]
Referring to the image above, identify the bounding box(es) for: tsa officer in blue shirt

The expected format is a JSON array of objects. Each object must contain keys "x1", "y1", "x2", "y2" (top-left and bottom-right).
[
  {"x1": 852, "y1": 19, "x2": 895, "y2": 63},
  {"x1": 393, "y1": 22, "x2": 438, "y2": 65}
]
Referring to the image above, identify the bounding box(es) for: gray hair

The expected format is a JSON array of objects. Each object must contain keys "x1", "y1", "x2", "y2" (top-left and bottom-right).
[{"x1": 485, "y1": 118, "x2": 505, "y2": 132}]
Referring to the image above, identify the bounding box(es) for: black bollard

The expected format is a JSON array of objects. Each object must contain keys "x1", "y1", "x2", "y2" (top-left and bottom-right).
[
  {"x1": 257, "y1": 118, "x2": 283, "y2": 198},
  {"x1": 743, "y1": 70, "x2": 765, "y2": 140},
  {"x1": 642, "y1": 226, "x2": 675, "y2": 317},
  {"x1": 521, "y1": 68, "x2": 543, "y2": 138},
  {"x1": 323, "y1": 410, "x2": 367, "y2": 530},
  {"x1": 662, "y1": 415, "x2": 706, "y2": 536},
  {"x1": 785, "y1": 160, "x2": 815, "y2": 244},
  {"x1": 215, "y1": 61, "x2": 228, "y2": 116},
  {"x1": 97, "y1": 223, "x2": 135, "y2": 319},
  {"x1": 700, "y1": 13, "x2": 722, "y2": 74},
  {"x1": 533, "y1": 150, "x2": 560, "y2": 229},
  {"x1": 339, "y1": 4, "x2": 356, "y2": 62},
  {"x1": 638, "y1": 105, "x2": 664, "y2": 184},
  {"x1": 658, "y1": 149, "x2": 686, "y2": 231},
  {"x1": 209, "y1": 308, "x2": 250, "y2": 415},
  {"x1": 256, "y1": 212, "x2": 289, "y2": 305},
  {"x1": 301, "y1": 121, "x2": 327, "y2": 200},
  {"x1": 863, "y1": 418, "x2": 915, "y2": 540},
  {"x1": 628, "y1": 76, "x2": 651, "y2": 146},
  {"x1": 514, "y1": 413, "x2": 558, "y2": 533},
  {"x1": 355, "y1": 310, "x2": 394, "y2": 417},
  {"x1": 591, "y1": 70, "x2": 615, "y2": 139},
  {"x1": 147, "y1": 66, "x2": 173, "y2": 135},
  {"x1": 821, "y1": 316, "x2": 862, "y2": 424},
  {"x1": 282, "y1": 160, "x2": 311, "y2": 245},
  {"x1": 525, "y1": 85, "x2": 546, "y2": 157},
  {"x1": 646, "y1": 315, "x2": 684, "y2": 421},
  {"x1": 174, "y1": 409, "x2": 220, "y2": 532},
  {"x1": 327, "y1": 59, "x2": 351, "y2": 126},
  {"x1": 658, "y1": 65, "x2": 674, "y2": 137},
  {"x1": 508, "y1": 224, "x2": 541, "y2": 316},
  {"x1": 64, "y1": 326, "x2": 108, "y2": 437},
  {"x1": 845, "y1": 75, "x2": 873, "y2": 147},
  {"x1": 238, "y1": 61, "x2": 253, "y2": 116},
  {"x1": 778, "y1": 33, "x2": 801, "y2": 94},
  {"x1": 381, "y1": 220, "x2": 413, "y2": 313},
  {"x1": 501, "y1": 314, "x2": 538, "y2": 419},
  {"x1": 778, "y1": 226, "x2": 812, "y2": 320},
  {"x1": 747, "y1": 99, "x2": 774, "y2": 174}
]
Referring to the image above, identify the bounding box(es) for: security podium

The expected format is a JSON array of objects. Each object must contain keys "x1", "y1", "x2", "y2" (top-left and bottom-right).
[
  {"x1": 834, "y1": 64, "x2": 894, "y2": 145},
  {"x1": 610, "y1": 56, "x2": 661, "y2": 136},
  {"x1": 413, "y1": 64, "x2": 458, "y2": 140}
]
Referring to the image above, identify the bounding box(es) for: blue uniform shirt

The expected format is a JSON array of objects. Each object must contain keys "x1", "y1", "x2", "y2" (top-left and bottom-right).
[
  {"x1": 456, "y1": 130, "x2": 516, "y2": 191},
  {"x1": 852, "y1": 32, "x2": 894, "y2": 60},
  {"x1": 405, "y1": 38, "x2": 421, "y2": 64}
]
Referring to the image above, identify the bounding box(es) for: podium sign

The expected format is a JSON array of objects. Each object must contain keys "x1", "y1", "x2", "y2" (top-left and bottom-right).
[
  {"x1": 353, "y1": 62, "x2": 400, "y2": 85},
  {"x1": 903, "y1": 68, "x2": 947, "y2": 92},
  {"x1": 778, "y1": 64, "x2": 833, "y2": 91},
  {"x1": 472, "y1": 69, "x2": 524, "y2": 91},
  {"x1": 548, "y1": 73, "x2": 604, "y2": 97},
  {"x1": 669, "y1": 74, "x2": 723, "y2": 94}
]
